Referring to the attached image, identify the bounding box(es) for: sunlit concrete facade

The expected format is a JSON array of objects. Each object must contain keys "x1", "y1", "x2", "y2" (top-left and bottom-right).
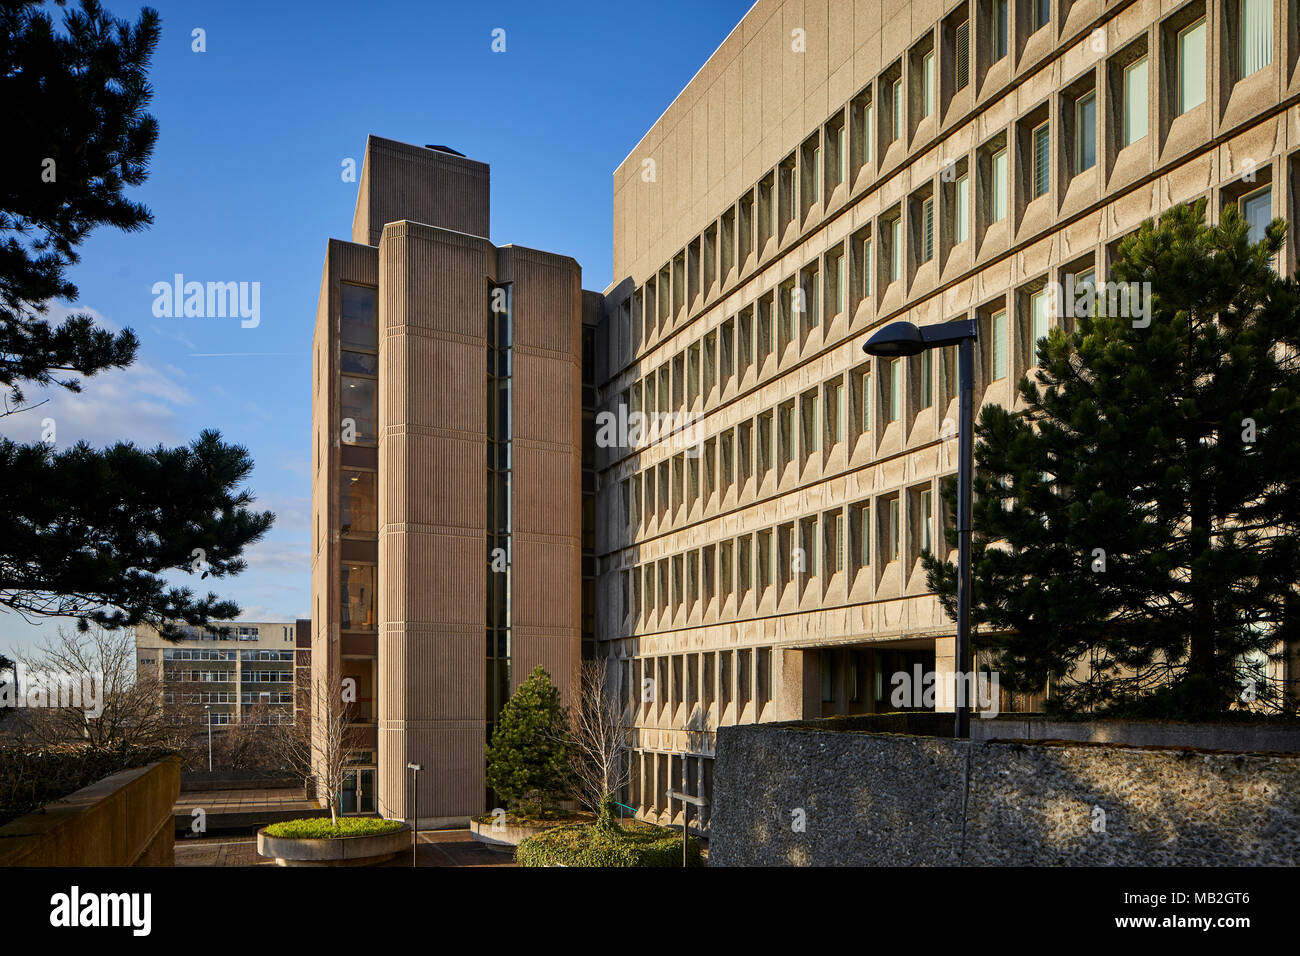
[
  {"x1": 311, "y1": 136, "x2": 585, "y2": 826},
  {"x1": 594, "y1": 0, "x2": 1300, "y2": 830},
  {"x1": 134, "y1": 619, "x2": 308, "y2": 728}
]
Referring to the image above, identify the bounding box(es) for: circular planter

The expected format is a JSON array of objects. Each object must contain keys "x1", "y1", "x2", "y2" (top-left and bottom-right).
[
  {"x1": 469, "y1": 815, "x2": 587, "y2": 848},
  {"x1": 256, "y1": 823, "x2": 411, "y2": 866}
]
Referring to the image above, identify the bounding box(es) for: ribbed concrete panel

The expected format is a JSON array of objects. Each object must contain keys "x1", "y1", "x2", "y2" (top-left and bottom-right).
[
  {"x1": 376, "y1": 219, "x2": 496, "y2": 821},
  {"x1": 498, "y1": 246, "x2": 583, "y2": 706},
  {"x1": 352, "y1": 136, "x2": 490, "y2": 247}
]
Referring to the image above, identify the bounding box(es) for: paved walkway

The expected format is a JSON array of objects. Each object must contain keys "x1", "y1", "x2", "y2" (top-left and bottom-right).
[
  {"x1": 175, "y1": 828, "x2": 517, "y2": 867},
  {"x1": 175, "y1": 787, "x2": 320, "y2": 815}
]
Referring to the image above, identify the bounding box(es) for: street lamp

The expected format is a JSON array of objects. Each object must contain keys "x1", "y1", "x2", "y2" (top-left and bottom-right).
[
  {"x1": 204, "y1": 704, "x2": 213, "y2": 771},
  {"x1": 863, "y1": 318, "x2": 978, "y2": 739},
  {"x1": 406, "y1": 763, "x2": 422, "y2": 867}
]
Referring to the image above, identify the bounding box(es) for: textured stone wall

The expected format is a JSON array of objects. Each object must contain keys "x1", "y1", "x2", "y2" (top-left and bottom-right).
[
  {"x1": 710, "y1": 725, "x2": 1300, "y2": 866},
  {"x1": 0, "y1": 757, "x2": 179, "y2": 867}
]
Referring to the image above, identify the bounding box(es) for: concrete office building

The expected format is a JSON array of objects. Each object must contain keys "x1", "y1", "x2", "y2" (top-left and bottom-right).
[
  {"x1": 593, "y1": 0, "x2": 1299, "y2": 829},
  {"x1": 310, "y1": 136, "x2": 589, "y2": 825},
  {"x1": 134, "y1": 619, "x2": 309, "y2": 728}
]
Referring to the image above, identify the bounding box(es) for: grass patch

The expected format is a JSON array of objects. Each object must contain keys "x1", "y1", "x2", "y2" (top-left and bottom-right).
[
  {"x1": 516, "y1": 820, "x2": 703, "y2": 867},
  {"x1": 263, "y1": 817, "x2": 405, "y2": 840}
]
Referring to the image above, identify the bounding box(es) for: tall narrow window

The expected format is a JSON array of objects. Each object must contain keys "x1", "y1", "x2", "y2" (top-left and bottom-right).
[
  {"x1": 888, "y1": 497, "x2": 901, "y2": 561},
  {"x1": 993, "y1": 0, "x2": 1008, "y2": 61},
  {"x1": 1075, "y1": 91, "x2": 1096, "y2": 172},
  {"x1": 861, "y1": 237, "x2": 872, "y2": 296},
  {"x1": 991, "y1": 309, "x2": 1008, "y2": 380},
  {"x1": 920, "y1": 349, "x2": 933, "y2": 408},
  {"x1": 954, "y1": 174, "x2": 969, "y2": 243},
  {"x1": 922, "y1": 51, "x2": 935, "y2": 118},
  {"x1": 1178, "y1": 19, "x2": 1207, "y2": 113},
  {"x1": 1123, "y1": 56, "x2": 1148, "y2": 146},
  {"x1": 991, "y1": 148, "x2": 1008, "y2": 221},
  {"x1": 1240, "y1": 0, "x2": 1273, "y2": 78},
  {"x1": 1241, "y1": 187, "x2": 1272, "y2": 244},
  {"x1": 955, "y1": 21, "x2": 970, "y2": 91},
  {"x1": 1031, "y1": 123, "x2": 1050, "y2": 198},
  {"x1": 888, "y1": 358, "x2": 903, "y2": 422},
  {"x1": 921, "y1": 197, "x2": 935, "y2": 263},
  {"x1": 1030, "y1": 290, "x2": 1050, "y2": 354},
  {"x1": 890, "y1": 217, "x2": 903, "y2": 282},
  {"x1": 919, "y1": 489, "x2": 933, "y2": 553},
  {"x1": 891, "y1": 79, "x2": 903, "y2": 141},
  {"x1": 1032, "y1": 0, "x2": 1049, "y2": 31}
]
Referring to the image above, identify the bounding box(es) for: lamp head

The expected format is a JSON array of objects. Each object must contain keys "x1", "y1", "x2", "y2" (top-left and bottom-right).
[{"x1": 862, "y1": 321, "x2": 925, "y2": 357}]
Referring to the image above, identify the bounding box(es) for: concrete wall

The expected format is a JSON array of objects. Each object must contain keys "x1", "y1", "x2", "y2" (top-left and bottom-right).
[
  {"x1": 710, "y1": 723, "x2": 1300, "y2": 866},
  {"x1": 0, "y1": 757, "x2": 179, "y2": 867}
]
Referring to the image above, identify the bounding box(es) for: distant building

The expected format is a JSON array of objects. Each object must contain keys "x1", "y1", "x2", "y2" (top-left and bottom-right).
[{"x1": 134, "y1": 619, "x2": 311, "y2": 728}]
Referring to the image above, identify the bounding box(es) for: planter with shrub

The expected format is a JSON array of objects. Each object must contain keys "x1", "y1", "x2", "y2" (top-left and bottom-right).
[{"x1": 256, "y1": 817, "x2": 409, "y2": 866}]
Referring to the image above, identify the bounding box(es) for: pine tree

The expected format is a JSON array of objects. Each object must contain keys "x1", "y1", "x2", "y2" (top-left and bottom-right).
[
  {"x1": 0, "y1": 2, "x2": 273, "y2": 636},
  {"x1": 923, "y1": 199, "x2": 1300, "y2": 719},
  {"x1": 485, "y1": 666, "x2": 569, "y2": 814}
]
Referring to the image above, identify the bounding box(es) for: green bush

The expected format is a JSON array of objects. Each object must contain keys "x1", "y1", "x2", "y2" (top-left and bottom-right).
[
  {"x1": 263, "y1": 817, "x2": 405, "y2": 839},
  {"x1": 516, "y1": 821, "x2": 703, "y2": 867},
  {"x1": 484, "y1": 666, "x2": 568, "y2": 814}
]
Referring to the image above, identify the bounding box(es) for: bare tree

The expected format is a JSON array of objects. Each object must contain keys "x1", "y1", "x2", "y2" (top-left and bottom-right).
[
  {"x1": 566, "y1": 659, "x2": 631, "y2": 827},
  {"x1": 269, "y1": 669, "x2": 355, "y2": 825},
  {"x1": 9, "y1": 625, "x2": 183, "y2": 750}
]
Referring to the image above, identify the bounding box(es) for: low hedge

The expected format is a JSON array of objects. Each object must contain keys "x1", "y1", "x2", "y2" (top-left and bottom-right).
[
  {"x1": 0, "y1": 743, "x2": 174, "y2": 828},
  {"x1": 516, "y1": 821, "x2": 703, "y2": 867},
  {"x1": 263, "y1": 817, "x2": 405, "y2": 839}
]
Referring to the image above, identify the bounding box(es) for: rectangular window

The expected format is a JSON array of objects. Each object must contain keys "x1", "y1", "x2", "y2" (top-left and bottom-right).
[
  {"x1": 1240, "y1": 0, "x2": 1273, "y2": 78},
  {"x1": 991, "y1": 148, "x2": 1008, "y2": 221},
  {"x1": 825, "y1": 380, "x2": 844, "y2": 444},
  {"x1": 800, "y1": 389, "x2": 819, "y2": 458},
  {"x1": 1241, "y1": 187, "x2": 1272, "y2": 244},
  {"x1": 1076, "y1": 91, "x2": 1096, "y2": 172},
  {"x1": 993, "y1": 0, "x2": 1008, "y2": 60},
  {"x1": 888, "y1": 358, "x2": 903, "y2": 422},
  {"x1": 991, "y1": 309, "x2": 1008, "y2": 380},
  {"x1": 921, "y1": 197, "x2": 935, "y2": 263},
  {"x1": 1030, "y1": 290, "x2": 1050, "y2": 354},
  {"x1": 954, "y1": 175, "x2": 969, "y2": 243},
  {"x1": 826, "y1": 511, "x2": 845, "y2": 573},
  {"x1": 891, "y1": 79, "x2": 903, "y2": 141},
  {"x1": 920, "y1": 489, "x2": 933, "y2": 553},
  {"x1": 861, "y1": 237, "x2": 872, "y2": 295},
  {"x1": 887, "y1": 497, "x2": 901, "y2": 561},
  {"x1": 920, "y1": 350, "x2": 933, "y2": 408},
  {"x1": 955, "y1": 21, "x2": 970, "y2": 90},
  {"x1": 1178, "y1": 19, "x2": 1207, "y2": 113},
  {"x1": 1032, "y1": 0, "x2": 1049, "y2": 31},
  {"x1": 1031, "y1": 123, "x2": 1050, "y2": 198},
  {"x1": 922, "y1": 51, "x2": 935, "y2": 118},
  {"x1": 890, "y1": 217, "x2": 902, "y2": 282},
  {"x1": 1123, "y1": 57, "x2": 1148, "y2": 146}
]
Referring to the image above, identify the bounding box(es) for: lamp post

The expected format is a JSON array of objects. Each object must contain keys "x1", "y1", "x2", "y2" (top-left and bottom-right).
[
  {"x1": 863, "y1": 318, "x2": 978, "y2": 738},
  {"x1": 204, "y1": 704, "x2": 213, "y2": 771},
  {"x1": 406, "y1": 763, "x2": 422, "y2": 866}
]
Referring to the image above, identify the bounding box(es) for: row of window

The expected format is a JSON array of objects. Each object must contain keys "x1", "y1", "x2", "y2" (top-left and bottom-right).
[
  {"x1": 619, "y1": 647, "x2": 774, "y2": 720},
  {"x1": 163, "y1": 648, "x2": 235, "y2": 661},
  {"x1": 241, "y1": 670, "x2": 294, "y2": 683},
  {"x1": 620, "y1": 486, "x2": 948, "y2": 625},
  {"x1": 614, "y1": 0, "x2": 1273, "y2": 365}
]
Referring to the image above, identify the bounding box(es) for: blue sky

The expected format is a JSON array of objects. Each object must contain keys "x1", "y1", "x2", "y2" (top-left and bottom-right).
[{"x1": 1, "y1": 0, "x2": 755, "y2": 655}]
